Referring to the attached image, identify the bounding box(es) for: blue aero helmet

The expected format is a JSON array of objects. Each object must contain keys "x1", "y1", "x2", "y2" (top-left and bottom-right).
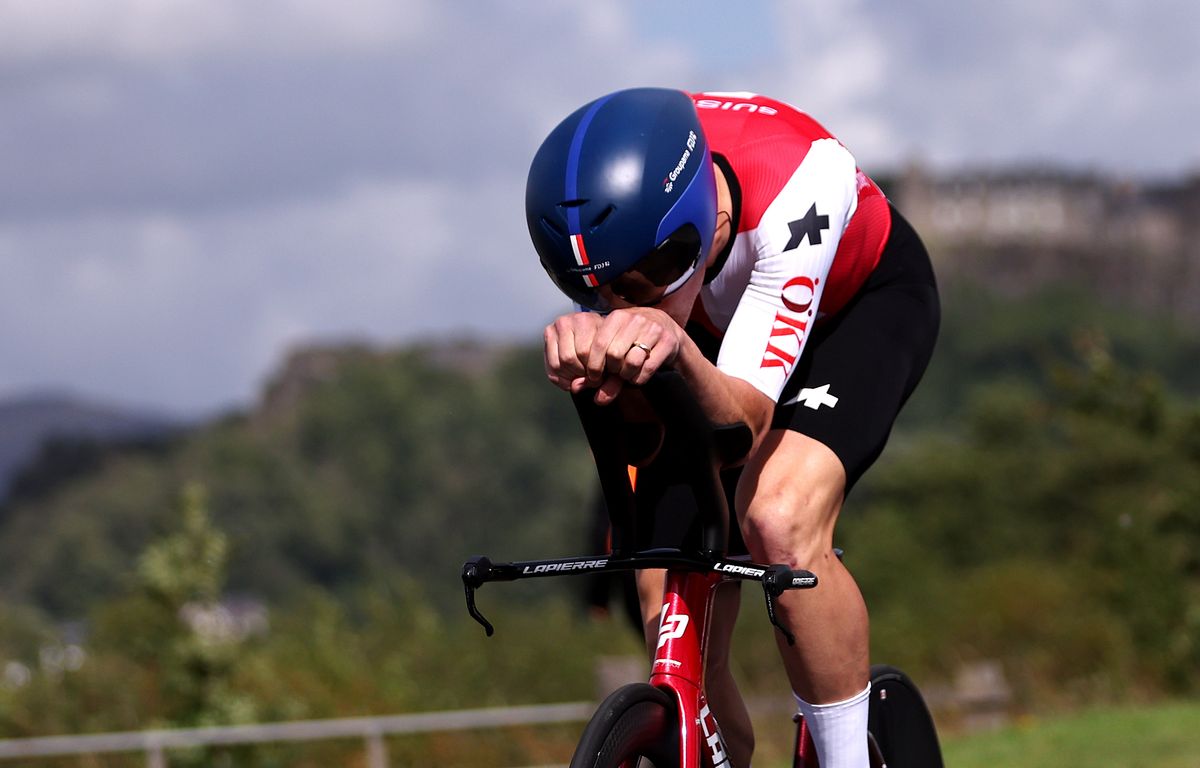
[{"x1": 526, "y1": 88, "x2": 718, "y2": 312}]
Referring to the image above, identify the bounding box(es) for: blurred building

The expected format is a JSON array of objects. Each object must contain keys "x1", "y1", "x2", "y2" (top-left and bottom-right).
[{"x1": 896, "y1": 166, "x2": 1200, "y2": 323}]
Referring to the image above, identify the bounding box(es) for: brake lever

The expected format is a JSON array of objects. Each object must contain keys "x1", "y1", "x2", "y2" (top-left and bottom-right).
[
  {"x1": 462, "y1": 557, "x2": 496, "y2": 637},
  {"x1": 762, "y1": 591, "x2": 794, "y2": 646},
  {"x1": 760, "y1": 564, "x2": 818, "y2": 647}
]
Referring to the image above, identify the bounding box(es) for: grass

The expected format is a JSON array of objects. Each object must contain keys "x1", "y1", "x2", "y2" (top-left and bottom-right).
[
  {"x1": 940, "y1": 700, "x2": 1200, "y2": 768},
  {"x1": 757, "y1": 699, "x2": 1200, "y2": 768}
]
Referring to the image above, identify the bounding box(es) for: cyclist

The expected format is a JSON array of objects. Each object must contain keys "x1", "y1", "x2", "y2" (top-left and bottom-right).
[{"x1": 526, "y1": 88, "x2": 939, "y2": 768}]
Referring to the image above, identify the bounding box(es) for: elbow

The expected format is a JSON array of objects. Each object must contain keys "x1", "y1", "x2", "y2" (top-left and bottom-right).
[
  {"x1": 729, "y1": 383, "x2": 776, "y2": 465},
  {"x1": 745, "y1": 415, "x2": 773, "y2": 462},
  {"x1": 744, "y1": 383, "x2": 776, "y2": 442}
]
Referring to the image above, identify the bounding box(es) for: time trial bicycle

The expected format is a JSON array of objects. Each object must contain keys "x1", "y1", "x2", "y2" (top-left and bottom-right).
[{"x1": 462, "y1": 371, "x2": 942, "y2": 767}]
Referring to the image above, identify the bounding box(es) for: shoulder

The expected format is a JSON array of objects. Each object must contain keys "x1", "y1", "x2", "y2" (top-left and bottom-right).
[
  {"x1": 692, "y1": 92, "x2": 838, "y2": 152},
  {"x1": 692, "y1": 92, "x2": 855, "y2": 230}
]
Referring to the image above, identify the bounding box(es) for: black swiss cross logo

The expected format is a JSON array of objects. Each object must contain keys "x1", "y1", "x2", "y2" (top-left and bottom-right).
[{"x1": 784, "y1": 204, "x2": 830, "y2": 250}]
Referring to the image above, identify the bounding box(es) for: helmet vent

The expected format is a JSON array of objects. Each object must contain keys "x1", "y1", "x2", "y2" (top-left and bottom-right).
[
  {"x1": 539, "y1": 216, "x2": 566, "y2": 238},
  {"x1": 589, "y1": 204, "x2": 616, "y2": 231},
  {"x1": 557, "y1": 199, "x2": 588, "y2": 208}
]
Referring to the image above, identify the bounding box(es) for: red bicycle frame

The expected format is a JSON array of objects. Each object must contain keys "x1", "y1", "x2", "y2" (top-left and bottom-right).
[
  {"x1": 651, "y1": 569, "x2": 730, "y2": 767},
  {"x1": 649, "y1": 567, "x2": 821, "y2": 768}
]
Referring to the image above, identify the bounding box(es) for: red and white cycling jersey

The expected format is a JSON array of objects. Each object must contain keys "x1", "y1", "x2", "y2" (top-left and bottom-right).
[{"x1": 690, "y1": 92, "x2": 892, "y2": 402}]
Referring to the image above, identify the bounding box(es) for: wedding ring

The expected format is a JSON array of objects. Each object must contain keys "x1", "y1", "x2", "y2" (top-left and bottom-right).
[{"x1": 629, "y1": 341, "x2": 653, "y2": 355}]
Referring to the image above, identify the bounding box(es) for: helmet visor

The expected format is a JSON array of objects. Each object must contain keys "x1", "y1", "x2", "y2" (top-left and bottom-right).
[
  {"x1": 555, "y1": 224, "x2": 703, "y2": 312},
  {"x1": 607, "y1": 224, "x2": 703, "y2": 307}
]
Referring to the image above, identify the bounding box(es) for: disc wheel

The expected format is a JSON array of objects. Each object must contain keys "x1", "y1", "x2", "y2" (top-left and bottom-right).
[{"x1": 867, "y1": 664, "x2": 944, "y2": 768}]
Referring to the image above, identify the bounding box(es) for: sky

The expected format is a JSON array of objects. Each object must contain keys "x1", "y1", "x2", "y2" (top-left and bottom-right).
[{"x1": 2, "y1": 0, "x2": 1197, "y2": 417}]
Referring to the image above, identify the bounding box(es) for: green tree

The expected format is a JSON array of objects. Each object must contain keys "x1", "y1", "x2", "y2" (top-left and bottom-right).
[{"x1": 845, "y1": 338, "x2": 1200, "y2": 705}]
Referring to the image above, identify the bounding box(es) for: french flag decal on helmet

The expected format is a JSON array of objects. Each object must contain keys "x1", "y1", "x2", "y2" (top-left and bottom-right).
[{"x1": 570, "y1": 234, "x2": 599, "y2": 287}]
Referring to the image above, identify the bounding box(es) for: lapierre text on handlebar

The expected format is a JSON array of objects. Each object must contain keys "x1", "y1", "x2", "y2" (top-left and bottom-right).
[{"x1": 461, "y1": 370, "x2": 816, "y2": 643}]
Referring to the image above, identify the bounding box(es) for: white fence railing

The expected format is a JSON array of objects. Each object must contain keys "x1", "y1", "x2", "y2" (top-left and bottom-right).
[{"x1": 0, "y1": 701, "x2": 594, "y2": 767}]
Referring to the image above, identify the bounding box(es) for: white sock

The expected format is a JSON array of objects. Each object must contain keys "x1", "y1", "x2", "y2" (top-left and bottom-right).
[{"x1": 793, "y1": 683, "x2": 871, "y2": 768}]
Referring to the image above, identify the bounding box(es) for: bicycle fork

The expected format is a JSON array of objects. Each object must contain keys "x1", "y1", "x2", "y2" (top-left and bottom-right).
[{"x1": 649, "y1": 569, "x2": 732, "y2": 768}]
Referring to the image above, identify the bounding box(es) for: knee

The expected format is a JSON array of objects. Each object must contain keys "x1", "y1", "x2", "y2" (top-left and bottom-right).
[{"x1": 738, "y1": 470, "x2": 843, "y2": 569}]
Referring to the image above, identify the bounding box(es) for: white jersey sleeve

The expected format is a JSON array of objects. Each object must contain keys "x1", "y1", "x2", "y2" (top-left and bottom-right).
[{"x1": 715, "y1": 139, "x2": 860, "y2": 401}]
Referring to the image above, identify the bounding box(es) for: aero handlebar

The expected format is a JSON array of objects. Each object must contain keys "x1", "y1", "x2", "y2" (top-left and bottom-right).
[{"x1": 462, "y1": 370, "x2": 815, "y2": 644}]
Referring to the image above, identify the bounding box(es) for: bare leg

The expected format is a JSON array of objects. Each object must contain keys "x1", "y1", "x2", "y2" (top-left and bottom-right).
[{"x1": 735, "y1": 430, "x2": 869, "y2": 704}]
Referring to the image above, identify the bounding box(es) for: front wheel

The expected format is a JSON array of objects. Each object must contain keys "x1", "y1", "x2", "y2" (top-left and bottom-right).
[
  {"x1": 867, "y1": 664, "x2": 943, "y2": 768},
  {"x1": 570, "y1": 683, "x2": 680, "y2": 768}
]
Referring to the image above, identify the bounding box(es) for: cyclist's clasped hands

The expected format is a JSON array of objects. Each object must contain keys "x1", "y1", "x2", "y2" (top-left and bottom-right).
[{"x1": 544, "y1": 306, "x2": 684, "y2": 405}]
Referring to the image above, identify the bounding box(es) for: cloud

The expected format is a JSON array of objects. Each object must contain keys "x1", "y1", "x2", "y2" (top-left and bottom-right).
[
  {"x1": 2, "y1": 0, "x2": 1198, "y2": 413},
  {"x1": 0, "y1": 1, "x2": 701, "y2": 220},
  {"x1": 1, "y1": 0, "x2": 704, "y2": 412},
  {"x1": 0, "y1": 174, "x2": 566, "y2": 414},
  {"x1": 747, "y1": 0, "x2": 1200, "y2": 174},
  {"x1": 0, "y1": 0, "x2": 432, "y2": 61}
]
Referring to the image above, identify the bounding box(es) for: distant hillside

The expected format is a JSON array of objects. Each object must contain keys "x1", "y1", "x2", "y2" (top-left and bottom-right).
[{"x1": 0, "y1": 393, "x2": 181, "y2": 501}]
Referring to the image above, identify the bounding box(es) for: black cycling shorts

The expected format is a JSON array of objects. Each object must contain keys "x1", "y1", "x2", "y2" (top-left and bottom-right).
[
  {"x1": 635, "y1": 205, "x2": 939, "y2": 556},
  {"x1": 772, "y1": 205, "x2": 940, "y2": 491}
]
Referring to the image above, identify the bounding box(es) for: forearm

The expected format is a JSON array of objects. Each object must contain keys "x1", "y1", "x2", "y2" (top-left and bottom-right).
[{"x1": 673, "y1": 332, "x2": 775, "y2": 454}]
